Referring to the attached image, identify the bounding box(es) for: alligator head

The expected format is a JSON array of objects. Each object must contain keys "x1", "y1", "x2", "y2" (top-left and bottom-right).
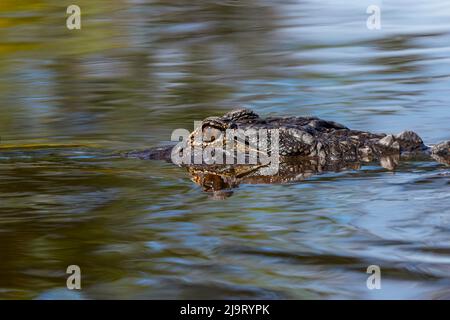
[{"x1": 125, "y1": 108, "x2": 449, "y2": 197}]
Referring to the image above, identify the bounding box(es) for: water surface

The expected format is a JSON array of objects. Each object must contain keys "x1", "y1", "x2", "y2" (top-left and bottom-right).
[{"x1": 0, "y1": 0, "x2": 449, "y2": 299}]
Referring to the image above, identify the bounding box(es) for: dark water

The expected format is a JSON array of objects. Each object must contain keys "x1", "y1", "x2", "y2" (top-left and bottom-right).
[{"x1": 1, "y1": 0, "x2": 450, "y2": 299}]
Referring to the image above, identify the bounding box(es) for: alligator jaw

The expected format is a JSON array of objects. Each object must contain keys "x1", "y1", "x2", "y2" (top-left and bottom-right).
[{"x1": 123, "y1": 145, "x2": 174, "y2": 161}]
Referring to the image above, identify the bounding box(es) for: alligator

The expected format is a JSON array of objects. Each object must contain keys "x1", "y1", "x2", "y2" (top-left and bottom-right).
[{"x1": 125, "y1": 108, "x2": 450, "y2": 195}]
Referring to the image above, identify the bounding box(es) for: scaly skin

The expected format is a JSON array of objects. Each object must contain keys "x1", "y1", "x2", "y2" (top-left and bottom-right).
[
  {"x1": 125, "y1": 108, "x2": 448, "y2": 162},
  {"x1": 124, "y1": 108, "x2": 449, "y2": 193}
]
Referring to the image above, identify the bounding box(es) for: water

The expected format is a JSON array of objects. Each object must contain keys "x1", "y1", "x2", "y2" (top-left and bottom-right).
[{"x1": 0, "y1": 0, "x2": 449, "y2": 299}]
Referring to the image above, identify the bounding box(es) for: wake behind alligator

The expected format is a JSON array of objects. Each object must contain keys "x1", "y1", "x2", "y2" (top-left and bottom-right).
[{"x1": 125, "y1": 108, "x2": 450, "y2": 194}]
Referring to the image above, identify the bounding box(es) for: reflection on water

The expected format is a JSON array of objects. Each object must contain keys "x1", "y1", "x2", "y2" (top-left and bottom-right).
[{"x1": 0, "y1": 0, "x2": 450, "y2": 299}]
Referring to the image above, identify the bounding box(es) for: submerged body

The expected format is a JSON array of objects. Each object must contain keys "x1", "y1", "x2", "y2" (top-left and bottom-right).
[{"x1": 125, "y1": 108, "x2": 449, "y2": 193}]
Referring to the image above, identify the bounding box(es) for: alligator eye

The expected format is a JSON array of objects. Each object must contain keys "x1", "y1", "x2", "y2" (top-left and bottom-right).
[{"x1": 202, "y1": 126, "x2": 223, "y2": 143}]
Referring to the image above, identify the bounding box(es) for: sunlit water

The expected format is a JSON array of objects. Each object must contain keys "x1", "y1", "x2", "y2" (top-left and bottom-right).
[{"x1": 0, "y1": 0, "x2": 449, "y2": 299}]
